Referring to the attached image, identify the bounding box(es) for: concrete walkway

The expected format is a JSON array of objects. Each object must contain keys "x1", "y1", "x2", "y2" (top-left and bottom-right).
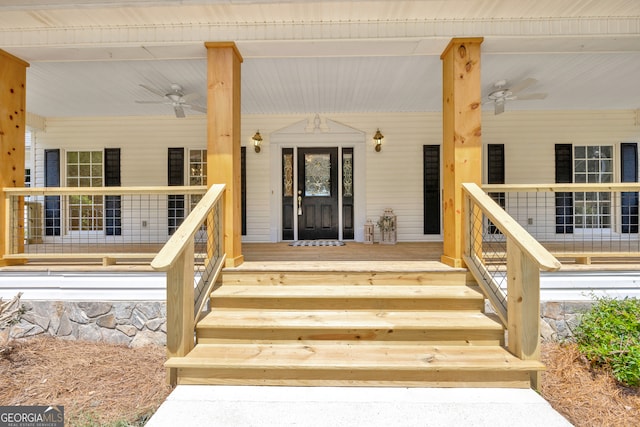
[{"x1": 146, "y1": 386, "x2": 573, "y2": 427}]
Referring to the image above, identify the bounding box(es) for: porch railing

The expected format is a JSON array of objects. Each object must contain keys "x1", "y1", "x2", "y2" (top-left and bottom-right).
[
  {"x1": 150, "y1": 184, "x2": 226, "y2": 385},
  {"x1": 462, "y1": 183, "x2": 561, "y2": 390},
  {"x1": 482, "y1": 183, "x2": 640, "y2": 264},
  {"x1": 3, "y1": 186, "x2": 206, "y2": 265}
]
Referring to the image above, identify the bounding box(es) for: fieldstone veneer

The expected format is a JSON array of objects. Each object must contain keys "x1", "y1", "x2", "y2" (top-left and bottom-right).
[
  {"x1": 11, "y1": 301, "x2": 166, "y2": 347},
  {"x1": 9, "y1": 299, "x2": 591, "y2": 346}
]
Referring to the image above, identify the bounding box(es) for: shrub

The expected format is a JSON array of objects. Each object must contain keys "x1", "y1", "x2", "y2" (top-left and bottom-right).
[{"x1": 574, "y1": 296, "x2": 640, "y2": 387}]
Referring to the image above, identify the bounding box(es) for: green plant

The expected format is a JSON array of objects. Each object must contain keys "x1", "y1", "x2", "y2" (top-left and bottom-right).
[{"x1": 574, "y1": 296, "x2": 640, "y2": 387}]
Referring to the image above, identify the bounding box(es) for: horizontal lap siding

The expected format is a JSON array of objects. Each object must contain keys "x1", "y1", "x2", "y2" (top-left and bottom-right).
[
  {"x1": 31, "y1": 110, "x2": 640, "y2": 243},
  {"x1": 483, "y1": 111, "x2": 639, "y2": 185},
  {"x1": 34, "y1": 116, "x2": 206, "y2": 188}
]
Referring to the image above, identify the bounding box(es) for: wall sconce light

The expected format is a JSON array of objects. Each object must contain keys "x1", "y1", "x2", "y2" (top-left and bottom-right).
[
  {"x1": 252, "y1": 130, "x2": 263, "y2": 153},
  {"x1": 373, "y1": 129, "x2": 384, "y2": 152}
]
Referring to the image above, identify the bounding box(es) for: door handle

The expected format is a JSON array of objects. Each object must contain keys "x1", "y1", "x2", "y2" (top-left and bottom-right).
[{"x1": 297, "y1": 190, "x2": 303, "y2": 215}]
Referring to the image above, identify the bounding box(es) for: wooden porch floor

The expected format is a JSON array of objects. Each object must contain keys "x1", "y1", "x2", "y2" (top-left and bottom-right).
[{"x1": 242, "y1": 242, "x2": 443, "y2": 262}]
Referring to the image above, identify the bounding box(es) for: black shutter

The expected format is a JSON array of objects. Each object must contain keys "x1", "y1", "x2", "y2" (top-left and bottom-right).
[
  {"x1": 167, "y1": 148, "x2": 185, "y2": 235},
  {"x1": 621, "y1": 143, "x2": 638, "y2": 233},
  {"x1": 423, "y1": 145, "x2": 440, "y2": 234},
  {"x1": 104, "y1": 148, "x2": 121, "y2": 236},
  {"x1": 555, "y1": 144, "x2": 574, "y2": 234},
  {"x1": 487, "y1": 144, "x2": 505, "y2": 234},
  {"x1": 44, "y1": 149, "x2": 61, "y2": 236}
]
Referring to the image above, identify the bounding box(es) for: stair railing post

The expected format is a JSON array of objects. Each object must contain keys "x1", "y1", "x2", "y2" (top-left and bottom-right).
[
  {"x1": 506, "y1": 238, "x2": 542, "y2": 390},
  {"x1": 165, "y1": 241, "x2": 195, "y2": 385}
]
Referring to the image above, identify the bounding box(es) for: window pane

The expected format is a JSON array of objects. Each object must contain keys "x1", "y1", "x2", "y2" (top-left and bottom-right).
[
  {"x1": 573, "y1": 145, "x2": 612, "y2": 229},
  {"x1": 92, "y1": 151, "x2": 102, "y2": 163},
  {"x1": 79, "y1": 152, "x2": 90, "y2": 163},
  {"x1": 305, "y1": 154, "x2": 331, "y2": 197},
  {"x1": 79, "y1": 164, "x2": 90, "y2": 177},
  {"x1": 67, "y1": 164, "x2": 78, "y2": 177}
]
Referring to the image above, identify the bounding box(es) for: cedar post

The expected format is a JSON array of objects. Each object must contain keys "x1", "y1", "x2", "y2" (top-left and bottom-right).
[
  {"x1": 507, "y1": 238, "x2": 542, "y2": 390},
  {"x1": 0, "y1": 50, "x2": 29, "y2": 267},
  {"x1": 205, "y1": 42, "x2": 244, "y2": 267},
  {"x1": 440, "y1": 38, "x2": 484, "y2": 268}
]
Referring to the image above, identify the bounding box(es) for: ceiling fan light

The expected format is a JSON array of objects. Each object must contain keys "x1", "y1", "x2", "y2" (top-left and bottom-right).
[{"x1": 488, "y1": 89, "x2": 512, "y2": 100}]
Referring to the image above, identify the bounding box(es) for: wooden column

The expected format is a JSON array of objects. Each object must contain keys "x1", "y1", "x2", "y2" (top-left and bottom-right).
[
  {"x1": 440, "y1": 38, "x2": 483, "y2": 268},
  {"x1": 205, "y1": 42, "x2": 244, "y2": 267},
  {"x1": 0, "y1": 50, "x2": 29, "y2": 267}
]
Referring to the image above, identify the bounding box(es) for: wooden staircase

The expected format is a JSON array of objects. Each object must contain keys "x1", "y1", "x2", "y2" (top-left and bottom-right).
[{"x1": 165, "y1": 262, "x2": 544, "y2": 387}]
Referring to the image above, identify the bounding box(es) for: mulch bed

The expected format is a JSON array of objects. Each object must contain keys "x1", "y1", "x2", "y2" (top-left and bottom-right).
[
  {"x1": 0, "y1": 336, "x2": 172, "y2": 426},
  {"x1": 1, "y1": 337, "x2": 639, "y2": 426},
  {"x1": 541, "y1": 342, "x2": 640, "y2": 426}
]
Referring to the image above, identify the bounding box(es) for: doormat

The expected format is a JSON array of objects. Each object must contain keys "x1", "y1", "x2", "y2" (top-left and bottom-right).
[{"x1": 289, "y1": 240, "x2": 345, "y2": 247}]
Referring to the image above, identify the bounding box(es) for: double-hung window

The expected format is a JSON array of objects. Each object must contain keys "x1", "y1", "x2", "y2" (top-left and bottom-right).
[
  {"x1": 573, "y1": 145, "x2": 613, "y2": 230},
  {"x1": 189, "y1": 149, "x2": 207, "y2": 210},
  {"x1": 66, "y1": 151, "x2": 103, "y2": 231}
]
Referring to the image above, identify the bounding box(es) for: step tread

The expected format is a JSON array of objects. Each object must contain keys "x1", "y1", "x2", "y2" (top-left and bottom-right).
[
  {"x1": 212, "y1": 285, "x2": 484, "y2": 299},
  {"x1": 197, "y1": 310, "x2": 502, "y2": 330},
  {"x1": 167, "y1": 343, "x2": 544, "y2": 371}
]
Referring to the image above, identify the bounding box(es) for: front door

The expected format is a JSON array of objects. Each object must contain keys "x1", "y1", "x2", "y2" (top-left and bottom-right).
[{"x1": 297, "y1": 147, "x2": 339, "y2": 240}]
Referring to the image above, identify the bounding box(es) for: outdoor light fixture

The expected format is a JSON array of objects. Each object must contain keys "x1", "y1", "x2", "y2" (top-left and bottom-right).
[
  {"x1": 373, "y1": 129, "x2": 384, "y2": 152},
  {"x1": 252, "y1": 130, "x2": 263, "y2": 153}
]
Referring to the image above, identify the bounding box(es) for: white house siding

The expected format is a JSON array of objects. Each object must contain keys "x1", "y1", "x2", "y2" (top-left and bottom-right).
[
  {"x1": 29, "y1": 110, "x2": 640, "y2": 243},
  {"x1": 483, "y1": 110, "x2": 640, "y2": 241},
  {"x1": 32, "y1": 116, "x2": 207, "y2": 244}
]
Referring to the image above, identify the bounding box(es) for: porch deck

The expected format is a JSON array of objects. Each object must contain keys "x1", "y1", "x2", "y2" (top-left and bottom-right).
[{"x1": 3, "y1": 241, "x2": 640, "y2": 271}]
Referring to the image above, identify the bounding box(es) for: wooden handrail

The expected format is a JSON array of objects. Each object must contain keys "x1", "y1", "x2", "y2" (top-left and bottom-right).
[
  {"x1": 151, "y1": 184, "x2": 225, "y2": 271},
  {"x1": 482, "y1": 183, "x2": 640, "y2": 193},
  {"x1": 463, "y1": 182, "x2": 563, "y2": 390},
  {"x1": 150, "y1": 183, "x2": 226, "y2": 385},
  {"x1": 462, "y1": 183, "x2": 561, "y2": 272},
  {"x1": 3, "y1": 185, "x2": 207, "y2": 196}
]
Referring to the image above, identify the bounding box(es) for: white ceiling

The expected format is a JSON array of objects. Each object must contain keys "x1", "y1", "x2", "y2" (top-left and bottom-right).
[{"x1": 1, "y1": 0, "x2": 639, "y2": 118}]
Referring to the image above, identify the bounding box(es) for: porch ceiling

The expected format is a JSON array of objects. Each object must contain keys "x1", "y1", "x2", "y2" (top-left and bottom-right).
[{"x1": 1, "y1": 1, "x2": 639, "y2": 118}]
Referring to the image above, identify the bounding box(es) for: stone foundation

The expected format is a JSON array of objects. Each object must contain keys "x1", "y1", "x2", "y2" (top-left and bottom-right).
[
  {"x1": 540, "y1": 301, "x2": 593, "y2": 342},
  {"x1": 8, "y1": 299, "x2": 593, "y2": 347},
  {"x1": 10, "y1": 301, "x2": 166, "y2": 347}
]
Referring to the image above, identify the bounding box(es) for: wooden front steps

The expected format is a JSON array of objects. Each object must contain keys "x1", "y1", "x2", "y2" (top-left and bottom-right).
[{"x1": 166, "y1": 262, "x2": 544, "y2": 388}]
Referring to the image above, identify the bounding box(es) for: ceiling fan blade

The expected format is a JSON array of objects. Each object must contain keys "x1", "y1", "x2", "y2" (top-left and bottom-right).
[
  {"x1": 139, "y1": 84, "x2": 167, "y2": 98},
  {"x1": 188, "y1": 104, "x2": 207, "y2": 113},
  {"x1": 509, "y1": 78, "x2": 537, "y2": 94},
  {"x1": 182, "y1": 92, "x2": 201, "y2": 103},
  {"x1": 135, "y1": 100, "x2": 165, "y2": 104},
  {"x1": 494, "y1": 100, "x2": 505, "y2": 115},
  {"x1": 174, "y1": 105, "x2": 186, "y2": 118},
  {"x1": 514, "y1": 93, "x2": 548, "y2": 100}
]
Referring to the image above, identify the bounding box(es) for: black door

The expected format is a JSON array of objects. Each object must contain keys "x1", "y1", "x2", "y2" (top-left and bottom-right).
[{"x1": 297, "y1": 147, "x2": 339, "y2": 240}]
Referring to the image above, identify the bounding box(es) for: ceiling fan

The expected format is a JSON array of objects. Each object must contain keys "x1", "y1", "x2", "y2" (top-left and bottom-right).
[
  {"x1": 135, "y1": 83, "x2": 206, "y2": 118},
  {"x1": 485, "y1": 78, "x2": 547, "y2": 115}
]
